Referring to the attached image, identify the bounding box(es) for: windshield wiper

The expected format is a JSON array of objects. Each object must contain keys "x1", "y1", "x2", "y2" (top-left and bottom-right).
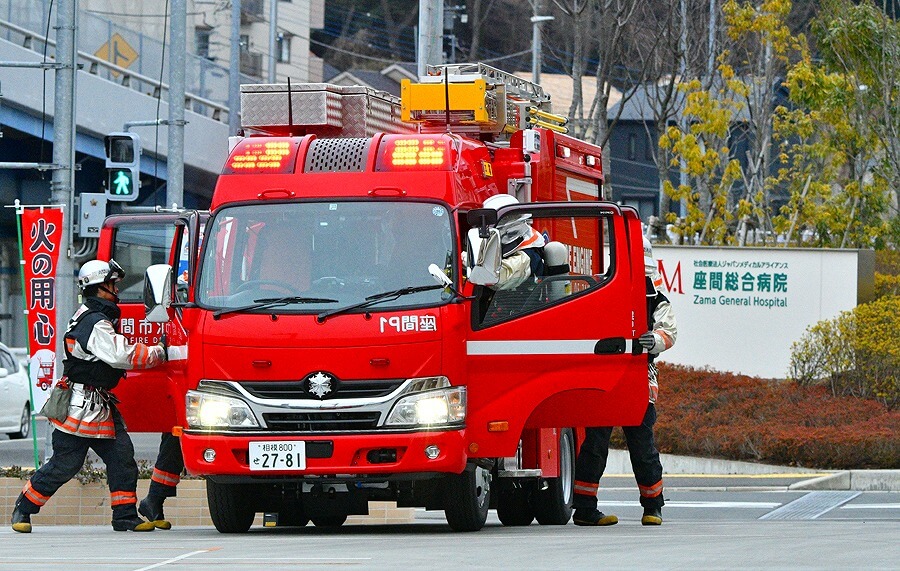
[
  {"x1": 316, "y1": 284, "x2": 445, "y2": 323},
  {"x1": 213, "y1": 296, "x2": 338, "y2": 319}
]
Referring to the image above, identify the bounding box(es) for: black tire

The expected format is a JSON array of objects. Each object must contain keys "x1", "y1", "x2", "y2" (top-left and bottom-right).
[
  {"x1": 206, "y1": 480, "x2": 256, "y2": 533},
  {"x1": 310, "y1": 513, "x2": 347, "y2": 528},
  {"x1": 532, "y1": 428, "x2": 575, "y2": 525},
  {"x1": 444, "y1": 464, "x2": 491, "y2": 532},
  {"x1": 8, "y1": 404, "x2": 31, "y2": 440},
  {"x1": 496, "y1": 481, "x2": 534, "y2": 526}
]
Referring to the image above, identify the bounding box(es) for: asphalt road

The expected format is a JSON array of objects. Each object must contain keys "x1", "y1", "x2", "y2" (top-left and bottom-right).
[
  {"x1": 0, "y1": 488, "x2": 897, "y2": 570},
  {"x1": 3, "y1": 429, "x2": 898, "y2": 570}
]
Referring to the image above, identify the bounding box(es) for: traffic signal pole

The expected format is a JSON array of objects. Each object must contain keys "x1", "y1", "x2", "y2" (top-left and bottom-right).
[{"x1": 49, "y1": 0, "x2": 78, "y2": 463}]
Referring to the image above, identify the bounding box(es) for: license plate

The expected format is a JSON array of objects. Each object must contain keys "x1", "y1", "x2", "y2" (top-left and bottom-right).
[{"x1": 249, "y1": 441, "x2": 306, "y2": 471}]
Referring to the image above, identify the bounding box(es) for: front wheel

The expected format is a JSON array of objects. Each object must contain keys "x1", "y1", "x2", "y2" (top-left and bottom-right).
[
  {"x1": 532, "y1": 428, "x2": 575, "y2": 525},
  {"x1": 444, "y1": 463, "x2": 491, "y2": 532},
  {"x1": 8, "y1": 404, "x2": 31, "y2": 440},
  {"x1": 206, "y1": 480, "x2": 256, "y2": 533}
]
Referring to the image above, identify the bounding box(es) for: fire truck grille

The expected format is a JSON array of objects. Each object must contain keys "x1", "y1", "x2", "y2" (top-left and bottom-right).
[
  {"x1": 263, "y1": 412, "x2": 381, "y2": 431},
  {"x1": 304, "y1": 137, "x2": 369, "y2": 172},
  {"x1": 239, "y1": 379, "x2": 403, "y2": 400}
]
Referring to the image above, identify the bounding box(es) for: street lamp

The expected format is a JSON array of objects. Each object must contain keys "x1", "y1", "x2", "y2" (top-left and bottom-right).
[{"x1": 531, "y1": 14, "x2": 554, "y2": 84}]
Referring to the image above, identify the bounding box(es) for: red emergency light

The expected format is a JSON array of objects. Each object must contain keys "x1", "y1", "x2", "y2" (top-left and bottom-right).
[
  {"x1": 223, "y1": 137, "x2": 299, "y2": 174},
  {"x1": 376, "y1": 135, "x2": 453, "y2": 171}
]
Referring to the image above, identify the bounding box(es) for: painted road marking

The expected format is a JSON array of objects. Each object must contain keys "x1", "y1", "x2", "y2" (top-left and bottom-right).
[
  {"x1": 597, "y1": 500, "x2": 782, "y2": 509},
  {"x1": 133, "y1": 549, "x2": 213, "y2": 571}
]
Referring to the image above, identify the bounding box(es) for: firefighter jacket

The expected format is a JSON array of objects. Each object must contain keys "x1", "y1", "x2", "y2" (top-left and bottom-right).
[
  {"x1": 51, "y1": 296, "x2": 165, "y2": 438},
  {"x1": 646, "y1": 274, "x2": 677, "y2": 403}
]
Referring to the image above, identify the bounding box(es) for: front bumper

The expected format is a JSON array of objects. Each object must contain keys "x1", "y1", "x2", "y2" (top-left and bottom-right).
[{"x1": 181, "y1": 429, "x2": 468, "y2": 477}]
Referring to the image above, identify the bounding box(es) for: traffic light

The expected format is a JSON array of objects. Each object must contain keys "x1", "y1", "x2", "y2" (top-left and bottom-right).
[{"x1": 104, "y1": 132, "x2": 141, "y2": 202}]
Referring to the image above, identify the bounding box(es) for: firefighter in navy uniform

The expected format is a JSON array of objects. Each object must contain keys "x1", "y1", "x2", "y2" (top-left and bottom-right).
[
  {"x1": 572, "y1": 237, "x2": 677, "y2": 526},
  {"x1": 11, "y1": 259, "x2": 167, "y2": 533}
]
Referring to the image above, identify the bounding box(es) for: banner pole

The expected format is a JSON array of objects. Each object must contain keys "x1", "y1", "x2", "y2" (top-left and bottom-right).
[{"x1": 14, "y1": 200, "x2": 41, "y2": 470}]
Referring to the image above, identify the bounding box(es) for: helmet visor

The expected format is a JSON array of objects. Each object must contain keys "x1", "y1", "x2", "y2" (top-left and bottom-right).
[{"x1": 106, "y1": 259, "x2": 126, "y2": 283}]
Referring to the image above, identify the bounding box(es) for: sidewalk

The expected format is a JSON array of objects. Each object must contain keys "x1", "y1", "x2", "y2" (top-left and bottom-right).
[{"x1": 605, "y1": 449, "x2": 900, "y2": 491}]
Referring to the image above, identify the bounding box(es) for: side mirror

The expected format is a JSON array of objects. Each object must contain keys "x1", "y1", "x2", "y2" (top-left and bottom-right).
[
  {"x1": 144, "y1": 264, "x2": 173, "y2": 323},
  {"x1": 466, "y1": 227, "x2": 502, "y2": 286},
  {"x1": 466, "y1": 208, "x2": 498, "y2": 238}
]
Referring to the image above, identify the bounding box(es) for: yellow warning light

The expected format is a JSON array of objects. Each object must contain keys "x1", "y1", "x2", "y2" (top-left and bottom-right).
[
  {"x1": 376, "y1": 136, "x2": 453, "y2": 171},
  {"x1": 225, "y1": 138, "x2": 297, "y2": 174}
]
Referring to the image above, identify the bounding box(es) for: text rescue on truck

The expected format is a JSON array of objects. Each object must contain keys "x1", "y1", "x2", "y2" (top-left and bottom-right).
[{"x1": 130, "y1": 63, "x2": 650, "y2": 532}]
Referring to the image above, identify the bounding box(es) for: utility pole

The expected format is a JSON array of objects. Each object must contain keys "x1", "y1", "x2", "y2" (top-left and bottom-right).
[
  {"x1": 707, "y1": 0, "x2": 716, "y2": 78},
  {"x1": 678, "y1": 0, "x2": 689, "y2": 221},
  {"x1": 228, "y1": 0, "x2": 242, "y2": 135},
  {"x1": 417, "y1": 0, "x2": 444, "y2": 77},
  {"x1": 52, "y1": 0, "x2": 77, "y2": 387},
  {"x1": 268, "y1": 0, "x2": 278, "y2": 82},
  {"x1": 530, "y1": 1, "x2": 553, "y2": 85},
  {"x1": 167, "y1": 0, "x2": 186, "y2": 208}
]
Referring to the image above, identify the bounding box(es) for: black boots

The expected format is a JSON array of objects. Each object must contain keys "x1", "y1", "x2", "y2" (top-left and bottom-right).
[
  {"x1": 111, "y1": 515, "x2": 155, "y2": 532},
  {"x1": 11, "y1": 496, "x2": 32, "y2": 533},
  {"x1": 139, "y1": 496, "x2": 172, "y2": 530},
  {"x1": 573, "y1": 508, "x2": 619, "y2": 526}
]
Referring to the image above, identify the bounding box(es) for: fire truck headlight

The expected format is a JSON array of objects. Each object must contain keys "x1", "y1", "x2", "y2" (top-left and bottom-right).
[
  {"x1": 186, "y1": 390, "x2": 260, "y2": 429},
  {"x1": 385, "y1": 386, "x2": 466, "y2": 427}
]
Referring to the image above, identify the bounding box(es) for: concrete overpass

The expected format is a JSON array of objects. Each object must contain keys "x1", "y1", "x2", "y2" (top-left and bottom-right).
[{"x1": 0, "y1": 14, "x2": 232, "y2": 347}]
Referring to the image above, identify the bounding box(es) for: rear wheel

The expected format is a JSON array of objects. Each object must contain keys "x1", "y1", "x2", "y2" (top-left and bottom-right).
[
  {"x1": 496, "y1": 481, "x2": 534, "y2": 526},
  {"x1": 8, "y1": 404, "x2": 31, "y2": 440},
  {"x1": 532, "y1": 428, "x2": 575, "y2": 525},
  {"x1": 206, "y1": 480, "x2": 256, "y2": 533},
  {"x1": 310, "y1": 513, "x2": 347, "y2": 528},
  {"x1": 444, "y1": 463, "x2": 491, "y2": 532}
]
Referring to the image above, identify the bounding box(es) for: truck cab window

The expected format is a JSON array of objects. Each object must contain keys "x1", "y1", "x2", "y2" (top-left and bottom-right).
[
  {"x1": 474, "y1": 213, "x2": 615, "y2": 328},
  {"x1": 196, "y1": 201, "x2": 455, "y2": 313},
  {"x1": 112, "y1": 223, "x2": 176, "y2": 303}
]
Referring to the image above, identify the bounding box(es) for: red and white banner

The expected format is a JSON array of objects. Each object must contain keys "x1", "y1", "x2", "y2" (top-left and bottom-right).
[{"x1": 21, "y1": 207, "x2": 64, "y2": 412}]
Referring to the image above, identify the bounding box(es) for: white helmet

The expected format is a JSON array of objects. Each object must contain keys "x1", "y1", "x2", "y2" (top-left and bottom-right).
[
  {"x1": 642, "y1": 236, "x2": 656, "y2": 276},
  {"x1": 77, "y1": 259, "x2": 125, "y2": 290},
  {"x1": 483, "y1": 194, "x2": 531, "y2": 231}
]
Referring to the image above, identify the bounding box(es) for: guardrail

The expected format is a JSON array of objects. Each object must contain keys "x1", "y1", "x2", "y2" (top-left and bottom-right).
[{"x1": 0, "y1": 18, "x2": 231, "y2": 124}]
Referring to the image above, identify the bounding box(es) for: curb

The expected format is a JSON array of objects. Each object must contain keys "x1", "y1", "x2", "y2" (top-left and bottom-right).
[{"x1": 790, "y1": 470, "x2": 900, "y2": 492}]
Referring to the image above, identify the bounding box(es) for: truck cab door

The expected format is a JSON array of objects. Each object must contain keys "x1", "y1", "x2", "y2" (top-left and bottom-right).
[
  {"x1": 97, "y1": 212, "x2": 203, "y2": 432},
  {"x1": 464, "y1": 202, "x2": 650, "y2": 457}
]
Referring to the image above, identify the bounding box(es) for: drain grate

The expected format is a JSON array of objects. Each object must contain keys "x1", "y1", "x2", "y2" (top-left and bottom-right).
[{"x1": 759, "y1": 491, "x2": 861, "y2": 520}]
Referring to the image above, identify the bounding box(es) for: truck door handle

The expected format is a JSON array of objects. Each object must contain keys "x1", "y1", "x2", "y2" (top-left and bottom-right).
[{"x1": 594, "y1": 337, "x2": 642, "y2": 355}]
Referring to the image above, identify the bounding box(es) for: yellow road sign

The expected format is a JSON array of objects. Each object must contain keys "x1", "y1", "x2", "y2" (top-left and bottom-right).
[{"x1": 95, "y1": 33, "x2": 138, "y2": 77}]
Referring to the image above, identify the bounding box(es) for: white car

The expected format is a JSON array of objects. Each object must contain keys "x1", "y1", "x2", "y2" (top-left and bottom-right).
[{"x1": 0, "y1": 343, "x2": 32, "y2": 439}]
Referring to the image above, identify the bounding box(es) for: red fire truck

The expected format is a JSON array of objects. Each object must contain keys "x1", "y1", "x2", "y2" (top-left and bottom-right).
[{"x1": 102, "y1": 64, "x2": 650, "y2": 532}]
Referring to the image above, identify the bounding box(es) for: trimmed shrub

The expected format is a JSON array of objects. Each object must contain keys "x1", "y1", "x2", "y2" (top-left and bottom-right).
[
  {"x1": 789, "y1": 296, "x2": 900, "y2": 410},
  {"x1": 649, "y1": 363, "x2": 900, "y2": 469}
]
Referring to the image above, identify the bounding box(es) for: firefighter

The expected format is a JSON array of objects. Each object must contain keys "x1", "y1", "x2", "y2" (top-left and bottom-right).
[
  {"x1": 138, "y1": 433, "x2": 184, "y2": 529},
  {"x1": 572, "y1": 237, "x2": 677, "y2": 526},
  {"x1": 482, "y1": 193, "x2": 545, "y2": 290},
  {"x1": 11, "y1": 259, "x2": 167, "y2": 533}
]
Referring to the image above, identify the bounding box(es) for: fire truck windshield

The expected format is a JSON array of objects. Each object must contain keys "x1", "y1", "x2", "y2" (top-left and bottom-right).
[{"x1": 196, "y1": 201, "x2": 455, "y2": 313}]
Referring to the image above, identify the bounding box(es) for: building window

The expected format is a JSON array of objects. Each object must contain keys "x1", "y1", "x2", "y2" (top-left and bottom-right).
[
  {"x1": 277, "y1": 34, "x2": 291, "y2": 63},
  {"x1": 628, "y1": 133, "x2": 637, "y2": 161},
  {"x1": 240, "y1": 34, "x2": 250, "y2": 53},
  {"x1": 195, "y1": 27, "x2": 212, "y2": 60}
]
